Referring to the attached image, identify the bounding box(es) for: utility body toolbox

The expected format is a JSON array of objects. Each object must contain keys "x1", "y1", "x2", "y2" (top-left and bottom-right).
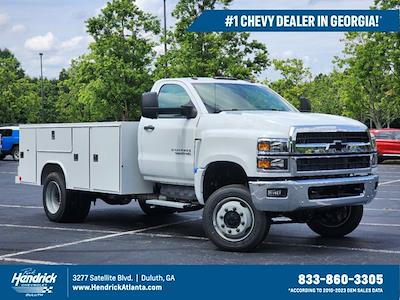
[{"x1": 17, "y1": 122, "x2": 152, "y2": 195}]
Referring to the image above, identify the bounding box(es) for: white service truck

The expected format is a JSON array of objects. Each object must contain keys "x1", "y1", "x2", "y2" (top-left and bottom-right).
[{"x1": 17, "y1": 77, "x2": 379, "y2": 251}]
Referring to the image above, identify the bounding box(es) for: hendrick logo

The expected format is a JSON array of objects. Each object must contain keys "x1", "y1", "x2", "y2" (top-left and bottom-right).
[{"x1": 11, "y1": 268, "x2": 57, "y2": 296}]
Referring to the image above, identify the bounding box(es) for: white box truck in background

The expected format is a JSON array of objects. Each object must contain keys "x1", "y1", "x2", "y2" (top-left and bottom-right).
[{"x1": 17, "y1": 77, "x2": 379, "y2": 251}]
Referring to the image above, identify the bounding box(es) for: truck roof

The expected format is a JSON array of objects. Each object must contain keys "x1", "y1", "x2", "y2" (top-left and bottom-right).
[{"x1": 156, "y1": 77, "x2": 256, "y2": 85}]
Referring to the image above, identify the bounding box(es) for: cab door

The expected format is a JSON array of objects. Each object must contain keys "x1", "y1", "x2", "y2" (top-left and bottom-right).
[{"x1": 138, "y1": 83, "x2": 199, "y2": 185}]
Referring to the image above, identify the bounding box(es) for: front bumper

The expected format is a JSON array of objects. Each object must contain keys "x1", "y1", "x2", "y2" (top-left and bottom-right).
[{"x1": 249, "y1": 175, "x2": 379, "y2": 212}]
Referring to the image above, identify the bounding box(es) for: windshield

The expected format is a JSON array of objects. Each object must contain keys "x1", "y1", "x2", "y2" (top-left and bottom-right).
[{"x1": 192, "y1": 83, "x2": 296, "y2": 113}]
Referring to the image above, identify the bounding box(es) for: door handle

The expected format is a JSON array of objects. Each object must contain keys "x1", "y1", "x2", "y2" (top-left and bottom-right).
[{"x1": 144, "y1": 125, "x2": 155, "y2": 131}]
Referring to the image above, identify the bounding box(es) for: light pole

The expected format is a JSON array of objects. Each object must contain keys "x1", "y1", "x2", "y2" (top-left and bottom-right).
[
  {"x1": 39, "y1": 53, "x2": 44, "y2": 122},
  {"x1": 163, "y1": 0, "x2": 167, "y2": 56}
]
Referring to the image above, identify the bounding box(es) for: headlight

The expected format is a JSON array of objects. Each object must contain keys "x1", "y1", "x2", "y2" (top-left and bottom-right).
[
  {"x1": 257, "y1": 138, "x2": 289, "y2": 154},
  {"x1": 257, "y1": 157, "x2": 289, "y2": 171},
  {"x1": 257, "y1": 138, "x2": 289, "y2": 172}
]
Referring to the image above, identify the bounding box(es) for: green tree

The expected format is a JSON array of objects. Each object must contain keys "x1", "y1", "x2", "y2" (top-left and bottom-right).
[
  {"x1": 306, "y1": 72, "x2": 344, "y2": 116},
  {"x1": 0, "y1": 49, "x2": 40, "y2": 124},
  {"x1": 333, "y1": 0, "x2": 400, "y2": 128},
  {"x1": 155, "y1": 0, "x2": 269, "y2": 80},
  {"x1": 58, "y1": 0, "x2": 160, "y2": 121},
  {"x1": 268, "y1": 58, "x2": 311, "y2": 107},
  {"x1": 336, "y1": 31, "x2": 399, "y2": 128}
]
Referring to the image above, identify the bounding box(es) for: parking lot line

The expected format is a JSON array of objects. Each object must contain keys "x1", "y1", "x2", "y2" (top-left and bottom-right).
[
  {"x1": 365, "y1": 208, "x2": 400, "y2": 212},
  {"x1": 360, "y1": 222, "x2": 400, "y2": 227},
  {"x1": 0, "y1": 204, "x2": 42, "y2": 209},
  {"x1": 263, "y1": 241, "x2": 400, "y2": 255},
  {"x1": 0, "y1": 218, "x2": 201, "y2": 260},
  {"x1": 0, "y1": 171, "x2": 17, "y2": 175},
  {"x1": 379, "y1": 179, "x2": 400, "y2": 186},
  {"x1": 0, "y1": 223, "x2": 119, "y2": 234},
  {"x1": 131, "y1": 232, "x2": 400, "y2": 255},
  {"x1": 0, "y1": 257, "x2": 72, "y2": 265},
  {"x1": 375, "y1": 197, "x2": 400, "y2": 201}
]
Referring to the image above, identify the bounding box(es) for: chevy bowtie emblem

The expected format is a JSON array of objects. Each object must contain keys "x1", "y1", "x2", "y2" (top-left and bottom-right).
[{"x1": 327, "y1": 140, "x2": 347, "y2": 152}]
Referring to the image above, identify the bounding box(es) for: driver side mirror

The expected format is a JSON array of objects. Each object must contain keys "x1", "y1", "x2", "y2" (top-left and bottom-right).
[
  {"x1": 141, "y1": 92, "x2": 197, "y2": 119},
  {"x1": 299, "y1": 96, "x2": 311, "y2": 113},
  {"x1": 141, "y1": 92, "x2": 159, "y2": 119}
]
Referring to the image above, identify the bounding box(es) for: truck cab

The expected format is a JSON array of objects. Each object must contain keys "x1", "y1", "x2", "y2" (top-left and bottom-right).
[{"x1": 17, "y1": 78, "x2": 379, "y2": 252}]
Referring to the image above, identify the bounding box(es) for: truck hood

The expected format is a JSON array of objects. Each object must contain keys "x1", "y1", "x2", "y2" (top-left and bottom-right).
[{"x1": 198, "y1": 111, "x2": 367, "y2": 137}]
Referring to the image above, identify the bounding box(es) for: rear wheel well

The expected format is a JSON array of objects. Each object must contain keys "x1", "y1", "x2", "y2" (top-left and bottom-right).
[
  {"x1": 41, "y1": 163, "x2": 65, "y2": 185},
  {"x1": 203, "y1": 161, "x2": 248, "y2": 202}
]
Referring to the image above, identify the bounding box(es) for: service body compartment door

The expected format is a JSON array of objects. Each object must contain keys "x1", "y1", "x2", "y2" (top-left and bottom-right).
[
  {"x1": 19, "y1": 128, "x2": 37, "y2": 184},
  {"x1": 69, "y1": 127, "x2": 90, "y2": 189},
  {"x1": 37, "y1": 127, "x2": 72, "y2": 152},
  {"x1": 90, "y1": 126, "x2": 120, "y2": 193}
]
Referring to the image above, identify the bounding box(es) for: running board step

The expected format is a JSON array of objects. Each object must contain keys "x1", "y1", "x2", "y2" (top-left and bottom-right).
[{"x1": 146, "y1": 199, "x2": 194, "y2": 209}]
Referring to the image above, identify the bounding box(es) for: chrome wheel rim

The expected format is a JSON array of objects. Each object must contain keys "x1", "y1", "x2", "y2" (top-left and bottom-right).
[
  {"x1": 213, "y1": 197, "x2": 255, "y2": 242},
  {"x1": 45, "y1": 181, "x2": 61, "y2": 214}
]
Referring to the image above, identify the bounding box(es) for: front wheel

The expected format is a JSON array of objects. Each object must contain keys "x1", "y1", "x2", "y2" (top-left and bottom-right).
[
  {"x1": 307, "y1": 205, "x2": 363, "y2": 237},
  {"x1": 0, "y1": 153, "x2": 5, "y2": 160},
  {"x1": 203, "y1": 184, "x2": 269, "y2": 252}
]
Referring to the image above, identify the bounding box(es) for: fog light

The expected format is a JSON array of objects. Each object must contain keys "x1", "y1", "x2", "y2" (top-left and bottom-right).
[{"x1": 267, "y1": 188, "x2": 288, "y2": 198}]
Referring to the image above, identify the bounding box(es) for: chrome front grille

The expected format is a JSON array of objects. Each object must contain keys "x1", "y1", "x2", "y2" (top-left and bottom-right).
[
  {"x1": 296, "y1": 132, "x2": 369, "y2": 144},
  {"x1": 292, "y1": 130, "x2": 373, "y2": 155},
  {"x1": 291, "y1": 128, "x2": 373, "y2": 174}
]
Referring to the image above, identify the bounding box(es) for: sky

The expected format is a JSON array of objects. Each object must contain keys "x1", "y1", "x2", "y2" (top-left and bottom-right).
[{"x1": 0, "y1": 0, "x2": 374, "y2": 80}]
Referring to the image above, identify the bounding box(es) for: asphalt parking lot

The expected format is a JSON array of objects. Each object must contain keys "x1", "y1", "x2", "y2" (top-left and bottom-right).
[{"x1": 0, "y1": 159, "x2": 399, "y2": 265}]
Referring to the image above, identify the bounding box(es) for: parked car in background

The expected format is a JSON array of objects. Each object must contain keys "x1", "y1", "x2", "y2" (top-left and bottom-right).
[
  {"x1": 370, "y1": 129, "x2": 400, "y2": 163},
  {"x1": 0, "y1": 126, "x2": 19, "y2": 161}
]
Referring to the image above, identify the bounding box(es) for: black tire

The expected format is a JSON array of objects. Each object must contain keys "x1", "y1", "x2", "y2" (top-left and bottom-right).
[
  {"x1": 11, "y1": 145, "x2": 19, "y2": 161},
  {"x1": 307, "y1": 205, "x2": 363, "y2": 238},
  {"x1": 138, "y1": 200, "x2": 176, "y2": 216},
  {"x1": 203, "y1": 184, "x2": 269, "y2": 252},
  {"x1": 0, "y1": 153, "x2": 5, "y2": 160},
  {"x1": 378, "y1": 156, "x2": 384, "y2": 164},
  {"x1": 43, "y1": 172, "x2": 91, "y2": 223}
]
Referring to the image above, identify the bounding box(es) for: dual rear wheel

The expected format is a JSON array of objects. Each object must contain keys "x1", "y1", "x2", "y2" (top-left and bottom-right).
[{"x1": 43, "y1": 172, "x2": 91, "y2": 223}]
